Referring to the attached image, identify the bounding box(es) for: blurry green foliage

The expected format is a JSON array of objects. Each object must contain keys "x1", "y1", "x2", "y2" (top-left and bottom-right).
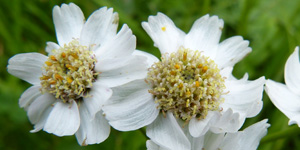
[{"x1": 1, "y1": 0, "x2": 300, "y2": 149}]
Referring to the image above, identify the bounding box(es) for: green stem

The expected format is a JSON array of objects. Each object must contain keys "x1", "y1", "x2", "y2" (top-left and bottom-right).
[{"x1": 261, "y1": 125, "x2": 300, "y2": 144}]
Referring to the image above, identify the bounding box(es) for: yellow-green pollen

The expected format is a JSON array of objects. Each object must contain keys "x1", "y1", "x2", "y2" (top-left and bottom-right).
[
  {"x1": 146, "y1": 47, "x2": 226, "y2": 122},
  {"x1": 40, "y1": 40, "x2": 98, "y2": 103}
]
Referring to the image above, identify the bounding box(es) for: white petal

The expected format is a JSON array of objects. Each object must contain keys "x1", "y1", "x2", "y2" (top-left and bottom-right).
[
  {"x1": 53, "y1": 3, "x2": 85, "y2": 45},
  {"x1": 80, "y1": 7, "x2": 118, "y2": 47},
  {"x1": 265, "y1": 79, "x2": 300, "y2": 125},
  {"x1": 215, "y1": 36, "x2": 251, "y2": 69},
  {"x1": 19, "y1": 85, "x2": 42, "y2": 109},
  {"x1": 75, "y1": 103, "x2": 110, "y2": 145},
  {"x1": 147, "y1": 140, "x2": 160, "y2": 150},
  {"x1": 142, "y1": 12, "x2": 186, "y2": 54},
  {"x1": 133, "y1": 50, "x2": 159, "y2": 68},
  {"x1": 220, "y1": 67, "x2": 234, "y2": 79},
  {"x1": 184, "y1": 15, "x2": 224, "y2": 59},
  {"x1": 220, "y1": 119, "x2": 269, "y2": 150},
  {"x1": 27, "y1": 93, "x2": 56, "y2": 124},
  {"x1": 103, "y1": 79, "x2": 159, "y2": 131},
  {"x1": 44, "y1": 100, "x2": 80, "y2": 136},
  {"x1": 146, "y1": 112, "x2": 191, "y2": 150},
  {"x1": 284, "y1": 47, "x2": 300, "y2": 95},
  {"x1": 189, "y1": 111, "x2": 219, "y2": 137},
  {"x1": 221, "y1": 76, "x2": 265, "y2": 118},
  {"x1": 30, "y1": 106, "x2": 53, "y2": 133},
  {"x1": 289, "y1": 115, "x2": 300, "y2": 126},
  {"x1": 95, "y1": 55, "x2": 133, "y2": 72},
  {"x1": 265, "y1": 79, "x2": 300, "y2": 111},
  {"x1": 93, "y1": 24, "x2": 135, "y2": 59},
  {"x1": 97, "y1": 55, "x2": 148, "y2": 87},
  {"x1": 190, "y1": 109, "x2": 241, "y2": 138},
  {"x1": 202, "y1": 131, "x2": 224, "y2": 150},
  {"x1": 146, "y1": 140, "x2": 170, "y2": 150},
  {"x1": 210, "y1": 108, "x2": 241, "y2": 134},
  {"x1": 7, "y1": 53, "x2": 47, "y2": 85},
  {"x1": 189, "y1": 134, "x2": 205, "y2": 150},
  {"x1": 45, "y1": 42, "x2": 60, "y2": 55},
  {"x1": 83, "y1": 83, "x2": 112, "y2": 119}
]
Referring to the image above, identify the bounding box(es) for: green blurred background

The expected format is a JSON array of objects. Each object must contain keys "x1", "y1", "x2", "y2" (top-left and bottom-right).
[{"x1": 1, "y1": 0, "x2": 300, "y2": 149}]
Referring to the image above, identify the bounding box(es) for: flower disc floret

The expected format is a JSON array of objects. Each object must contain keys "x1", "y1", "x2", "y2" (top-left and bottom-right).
[
  {"x1": 40, "y1": 40, "x2": 98, "y2": 103},
  {"x1": 146, "y1": 47, "x2": 225, "y2": 121}
]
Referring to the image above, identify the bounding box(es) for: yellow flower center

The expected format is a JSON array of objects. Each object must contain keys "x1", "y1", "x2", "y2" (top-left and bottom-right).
[
  {"x1": 40, "y1": 40, "x2": 98, "y2": 103},
  {"x1": 146, "y1": 47, "x2": 225, "y2": 121}
]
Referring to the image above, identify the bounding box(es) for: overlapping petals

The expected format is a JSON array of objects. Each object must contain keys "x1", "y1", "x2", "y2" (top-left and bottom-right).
[{"x1": 147, "y1": 119, "x2": 270, "y2": 150}]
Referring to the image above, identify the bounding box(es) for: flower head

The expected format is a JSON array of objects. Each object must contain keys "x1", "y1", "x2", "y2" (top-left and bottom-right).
[
  {"x1": 147, "y1": 47, "x2": 226, "y2": 122},
  {"x1": 265, "y1": 47, "x2": 300, "y2": 126},
  {"x1": 7, "y1": 3, "x2": 147, "y2": 145},
  {"x1": 103, "y1": 12, "x2": 265, "y2": 142}
]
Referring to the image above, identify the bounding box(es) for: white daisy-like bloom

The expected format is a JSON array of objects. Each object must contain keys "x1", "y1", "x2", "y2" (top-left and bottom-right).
[
  {"x1": 265, "y1": 47, "x2": 300, "y2": 126},
  {"x1": 103, "y1": 12, "x2": 265, "y2": 149},
  {"x1": 146, "y1": 119, "x2": 270, "y2": 150},
  {"x1": 7, "y1": 3, "x2": 148, "y2": 145}
]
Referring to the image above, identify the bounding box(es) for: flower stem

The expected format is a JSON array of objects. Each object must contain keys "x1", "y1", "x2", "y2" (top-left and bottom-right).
[{"x1": 261, "y1": 125, "x2": 300, "y2": 144}]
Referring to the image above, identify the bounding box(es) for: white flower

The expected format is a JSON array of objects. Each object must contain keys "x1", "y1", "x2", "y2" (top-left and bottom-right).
[
  {"x1": 7, "y1": 3, "x2": 147, "y2": 145},
  {"x1": 265, "y1": 47, "x2": 300, "y2": 126},
  {"x1": 103, "y1": 12, "x2": 265, "y2": 149},
  {"x1": 146, "y1": 118, "x2": 270, "y2": 150}
]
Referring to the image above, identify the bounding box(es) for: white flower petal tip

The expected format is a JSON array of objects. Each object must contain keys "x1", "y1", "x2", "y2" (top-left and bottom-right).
[
  {"x1": 80, "y1": 7, "x2": 119, "y2": 48},
  {"x1": 216, "y1": 36, "x2": 252, "y2": 69},
  {"x1": 7, "y1": 53, "x2": 48, "y2": 85},
  {"x1": 255, "y1": 119, "x2": 271, "y2": 129},
  {"x1": 76, "y1": 105, "x2": 110, "y2": 146},
  {"x1": 19, "y1": 86, "x2": 42, "y2": 109},
  {"x1": 45, "y1": 42, "x2": 60, "y2": 55},
  {"x1": 211, "y1": 108, "x2": 241, "y2": 134},
  {"x1": 219, "y1": 119, "x2": 270, "y2": 150},
  {"x1": 284, "y1": 46, "x2": 300, "y2": 94},
  {"x1": 53, "y1": 3, "x2": 85, "y2": 46},
  {"x1": 142, "y1": 12, "x2": 186, "y2": 54},
  {"x1": 189, "y1": 111, "x2": 218, "y2": 137},
  {"x1": 103, "y1": 79, "x2": 159, "y2": 131},
  {"x1": 184, "y1": 14, "x2": 224, "y2": 58},
  {"x1": 288, "y1": 117, "x2": 300, "y2": 126},
  {"x1": 133, "y1": 50, "x2": 159, "y2": 67},
  {"x1": 189, "y1": 109, "x2": 241, "y2": 137},
  {"x1": 44, "y1": 101, "x2": 80, "y2": 136},
  {"x1": 221, "y1": 75, "x2": 265, "y2": 123},
  {"x1": 147, "y1": 112, "x2": 191, "y2": 150},
  {"x1": 265, "y1": 79, "x2": 300, "y2": 126},
  {"x1": 83, "y1": 83, "x2": 112, "y2": 119},
  {"x1": 93, "y1": 24, "x2": 136, "y2": 60},
  {"x1": 27, "y1": 93, "x2": 56, "y2": 124}
]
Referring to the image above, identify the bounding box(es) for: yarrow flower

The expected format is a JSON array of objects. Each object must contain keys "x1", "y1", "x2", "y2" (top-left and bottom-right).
[
  {"x1": 7, "y1": 3, "x2": 147, "y2": 145},
  {"x1": 146, "y1": 119, "x2": 269, "y2": 150},
  {"x1": 265, "y1": 47, "x2": 300, "y2": 126},
  {"x1": 103, "y1": 13, "x2": 265, "y2": 149}
]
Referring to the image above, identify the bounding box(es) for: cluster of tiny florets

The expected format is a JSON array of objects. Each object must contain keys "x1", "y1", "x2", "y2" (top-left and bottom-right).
[
  {"x1": 40, "y1": 40, "x2": 98, "y2": 103},
  {"x1": 146, "y1": 47, "x2": 226, "y2": 122}
]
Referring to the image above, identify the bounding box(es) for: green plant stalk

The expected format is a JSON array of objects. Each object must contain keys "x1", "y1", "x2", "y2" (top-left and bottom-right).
[{"x1": 261, "y1": 125, "x2": 300, "y2": 144}]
